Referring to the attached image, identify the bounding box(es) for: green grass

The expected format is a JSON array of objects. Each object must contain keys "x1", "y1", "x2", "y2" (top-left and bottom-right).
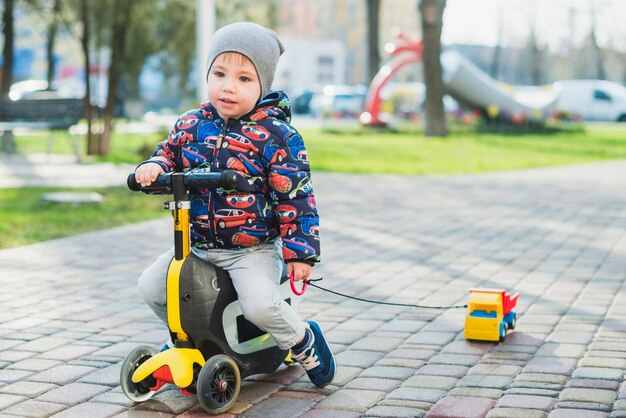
[
  {"x1": 12, "y1": 123, "x2": 626, "y2": 174},
  {"x1": 0, "y1": 187, "x2": 166, "y2": 249},
  {"x1": 4, "y1": 122, "x2": 626, "y2": 248}
]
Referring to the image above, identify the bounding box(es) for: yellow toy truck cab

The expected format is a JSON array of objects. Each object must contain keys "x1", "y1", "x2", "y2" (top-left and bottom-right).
[{"x1": 464, "y1": 288, "x2": 518, "y2": 342}]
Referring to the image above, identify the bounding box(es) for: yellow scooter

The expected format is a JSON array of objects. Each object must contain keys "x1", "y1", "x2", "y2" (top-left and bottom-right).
[{"x1": 120, "y1": 170, "x2": 295, "y2": 414}]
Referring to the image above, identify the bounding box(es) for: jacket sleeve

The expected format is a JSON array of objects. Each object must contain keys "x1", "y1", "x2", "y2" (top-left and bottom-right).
[
  {"x1": 138, "y1": 119, "x2": 183, "y2": 173},
  {"x1": 267, "y1": 131, "x2": 321, "y2": 263}
]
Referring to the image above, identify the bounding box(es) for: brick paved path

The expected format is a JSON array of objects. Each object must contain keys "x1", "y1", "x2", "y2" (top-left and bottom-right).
[{"x1": 1, "y1": 161, "x2": 626, "y2": 417}]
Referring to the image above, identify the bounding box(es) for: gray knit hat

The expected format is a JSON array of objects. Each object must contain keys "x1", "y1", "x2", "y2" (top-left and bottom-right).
[{"x1": 206, "y1": 22, "x2": 285, "y2": 100}]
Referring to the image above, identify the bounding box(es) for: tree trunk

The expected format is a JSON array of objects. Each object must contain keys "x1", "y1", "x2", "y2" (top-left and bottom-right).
[
  {"x1": 100, "y1": 0, "x2": 133, "y2": 155},
  {"x1": 46, "y1": 0, "x2": 62, "y2": 86},
  {"x1": 81, "y1": 0, "x2": 98, "y2": 155},
  {"x1": 366, "y1": 0, "x2": 380, "y2": 83},
  {"x1": 420, "y1": 0, "x2": 447, "y2": 137},
  {"x1": 1, "y1": 0, "x2": 15, "y2": 95}
]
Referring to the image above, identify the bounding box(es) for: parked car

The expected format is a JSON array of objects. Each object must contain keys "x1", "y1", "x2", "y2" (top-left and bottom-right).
[
  {"x1": 309, "y1": 85, "x2": 367, "y2": 119},
  {"x1": 554, "y1": 79, "x2": 626, "y2": 122},
  {"x1": 292, "y1": 90, "x2": 314, "y2": 114}
]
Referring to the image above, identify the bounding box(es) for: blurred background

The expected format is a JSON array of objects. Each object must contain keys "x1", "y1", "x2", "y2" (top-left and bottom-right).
[
  {"x1": 2, "y1": 0, "x2": 625, "y2": 149},
  {"x1": 2, "y1": 0, "x2": 626, "y2": 248}
]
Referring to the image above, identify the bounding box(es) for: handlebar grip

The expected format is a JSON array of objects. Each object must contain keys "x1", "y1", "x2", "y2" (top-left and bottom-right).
[
  {"x1": 127, "y1": 170, "x2": 239, "y2": 192},
  {"x1": 127, "y1": 173, "x2": 141, "y2": 191}
]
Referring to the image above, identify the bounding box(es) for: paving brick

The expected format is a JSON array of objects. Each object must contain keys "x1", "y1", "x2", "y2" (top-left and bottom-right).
[
  {"x1": 27, "y1": 365, "x2": 96, "y2": 385},
  {"x1": 559, "y1": 388, "x2": 617, "y2": 404},
  {"x1": 553, "y1": 401, "x2": 611, "y2": 412},
  {"x1": 456, "y1": 375, "x2": 513, "y2": 390},
  {"x1": 486, "y1": 408, "x2": 548, "y2": 418},
  {"x1": 496, "y1": 394, "x2": 555, "y2": 410},
  {"x1": 374, "y1": 358, "x2": 425, "y2": 369},
  {"x1": 7, "y1": 358, "x2": 63, "y2": 372},
  {"x1": 523, "y1": 357, "x2": 577, "y2": 375},
  {"x1": 325, "y1": 330, "x2": 367, "y2": 345},
  {"x1": 349, "y1": 336, "x2": 405, "y2": 353},
  {"x1": 299, "y1": 409, "x2": 361, "y2": 418},
  {"x1": 387, "y1": 348, "x2": 437, "y2": 361},
  {"x1": 36, "y1": 382, "x2": 110, "y2": 405},
  {"x1": 426, "y1": 395, "x2": 495, "y2": 418},
  {"x1": 378, "y1": 319, "x2": 427, "y2": 333},
  {"x1": 0, "y1": 382, "x2": 58, "y2": 397},
  {"x1": 448, "y1": 387, "x2": 503, "y2": 399},
  {"x1": 405, "y1": 332, "x2": 456, "y2": 346},
  {"x1": 441, "y1": 340, "x2": 494, "y2": 356},
  {"x1": 403, "y1": 375, "x2": 458, "y2": 390},
  {"x1": 335, "y1": 350, "x2": 385, "y2": 368},
  {"x1": 12, "y1": 337, "x2": 73, "y2": 353},
  {"x1": 415, "y1": 364, "x2": 469, "y2": 378},
  {"x1": 387, "y1": 387, "x2": 446, "y2": 403},
  {"x1": 0, "y1": 369, "x2": 35, "y2": 383},
  {"x1": 49, "y1": 402, "x2": 126, "y2": 418},
  {"x1": 134, "y1": 388, "x2": 197, "y2": 414},
  {"x1": 578, "y1": 357, "x2": 626, "y2": 369},
  {"x1": 0, "y1": 393, "x2": 27, "y2": 409},
  {"x1": 316, "y1": 389, "x2": 386, "y2": 412},
  {"x1": 38, "y1": 344, "x2": 101, "y2": 361},
  {"x1": 360, "y1": 366, "x2": 415, "y2": 380},
  {"x1": 515, "y1": 373, "x2": 568, "y2": 385},
  {"x1": 535, "y1": 343, "x2": 588, "y2": 358},
  {"x1": 238, "y1": 397, "x2": 315, "y2": 418},
  {"x1": 2, "y1": 399, "x2": 67, "y2": 417},
  {"x1": 270, "y1": 390, "x2": 325, "y2": 402},
  {"x1": 231, "y1": 381, "x2": 281, "y2": 404},
  {"x1": 344, "y1": 377, "x2": 401, "y2": 391},
  {"x1": 428, "y1": 353, "x2": 481, "y2": 367},
  {"x1": 568, "y1": 378, "x2": 620, "y2": 390},
  {"x1": 317, "y1": 365, "x2": 360, "y2": 387},
  {"x1": 504, "y1": 387, "x2": 560, "y2": 397},
  {"x1": 468, "y1": 363, "x2": 522, "y2": 377},
  {"x1": 364, "y1": 405, "x2": 426, "y2": 417},
  {"x1": 572, "y1": 367, "x2": 624, "y2": 380}
]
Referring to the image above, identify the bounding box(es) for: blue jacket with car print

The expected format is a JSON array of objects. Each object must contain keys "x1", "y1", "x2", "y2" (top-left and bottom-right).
[{"x1": 142, "y1": 91, "x2": 320, "y2": 263}]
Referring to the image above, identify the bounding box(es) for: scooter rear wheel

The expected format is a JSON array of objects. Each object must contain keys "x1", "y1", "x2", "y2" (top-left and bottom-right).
[
  {"x1": 197, "y1": 354, "x2": 241, "y2": 415},
  {"x1": 120, "y1": 345, "x2": 158, "y2": 402}
]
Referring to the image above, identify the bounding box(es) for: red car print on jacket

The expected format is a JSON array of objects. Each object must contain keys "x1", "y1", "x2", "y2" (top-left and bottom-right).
[
  {"x1": 222, "y1": 133, "x2": 259, "y2": 155},
  {"x1": 269, "y1": 173, "x2": 292, "y2": 193},
  {"x1": 176, "y1": 116, "x2": 199, "y2": 130},
  {"x1": 242, "y1": 125, "x2": 270, "y2": 141},
  {"x1": 231, "y1": 232, "x2": 260, "y2": 247},
  {"x1": 214, "y1": 209, "x2": 256, "y2": 229},
  {"x1": 275, "y1": 204, "x2": 297, "y2": 223},
  {"x1": 280, "y1": 223, "x2": 297, "y2": 237},
  {"x1": 226, "y1": 157, "x2": 247, "y2": 173},
  {"x1": 227, "y1": 193, "x2": 256, "y2": 208}
]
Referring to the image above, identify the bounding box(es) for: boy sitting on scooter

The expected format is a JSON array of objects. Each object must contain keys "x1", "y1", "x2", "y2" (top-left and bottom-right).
[{"x1": 133, "y1": 22, "x2": 335, "y2": 388}]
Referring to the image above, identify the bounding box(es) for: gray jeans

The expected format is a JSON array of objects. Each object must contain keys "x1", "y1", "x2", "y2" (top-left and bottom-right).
[{"x1": 137, "y1": 239, "x2": 306, "y2": 350}]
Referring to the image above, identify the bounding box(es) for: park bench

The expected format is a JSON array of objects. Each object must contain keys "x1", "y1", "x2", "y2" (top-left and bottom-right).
[{"x1": 0, "y1": 95, "x2": 84, "y2": 160}]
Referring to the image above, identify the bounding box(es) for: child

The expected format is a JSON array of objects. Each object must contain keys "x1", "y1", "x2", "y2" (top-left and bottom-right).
[{"x1": 134, "y1": 22, "x2": 335, "y2": 387}]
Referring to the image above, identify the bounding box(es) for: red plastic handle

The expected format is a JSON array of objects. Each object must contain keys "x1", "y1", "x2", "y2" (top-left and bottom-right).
[{"x1": 289, "y1": 272, "x2": 307, "y2": 295}]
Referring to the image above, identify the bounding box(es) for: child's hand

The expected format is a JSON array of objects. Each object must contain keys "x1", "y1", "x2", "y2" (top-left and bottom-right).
[
  {"x1": 135, "y1": 163, "x2": 165, "y2": 187},
  {"x1": 288, "y1": 261, "x2": 312, "y2": 282}
]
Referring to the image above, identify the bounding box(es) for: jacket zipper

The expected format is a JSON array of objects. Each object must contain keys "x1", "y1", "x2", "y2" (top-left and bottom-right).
[{"x1": 207, "y1": 119, "x2": 235, "y2": 247}]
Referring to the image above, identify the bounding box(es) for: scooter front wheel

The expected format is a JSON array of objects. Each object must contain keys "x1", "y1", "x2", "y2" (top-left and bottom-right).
[
  {"x1": 120, "y1": 345, "x2": 158, "y2": 402},
  {"x1": 197, "y1": 354, "x2": 241, "y2": 415}
]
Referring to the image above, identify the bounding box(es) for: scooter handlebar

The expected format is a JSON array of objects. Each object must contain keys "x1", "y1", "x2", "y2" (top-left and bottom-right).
[{"x1": 127, "y1": 170, "x2": 238, "y2": 192}]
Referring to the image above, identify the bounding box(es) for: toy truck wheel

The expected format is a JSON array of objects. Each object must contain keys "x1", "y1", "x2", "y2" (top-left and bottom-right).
[
  {"x1": 120, "y1": 345, "x2": 158, "y2": 402},
  {"x1": 499, "y1": 323, "x2": 506, "y2": 342},
  {"x1": 197, "y1": 355, "x2": 241, "y2": 415},
  {"x1": 507, "y1": 313, "x2": 517, "y2": 330}
]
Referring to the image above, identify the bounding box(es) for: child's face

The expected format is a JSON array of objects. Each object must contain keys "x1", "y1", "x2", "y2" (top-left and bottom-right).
[{"x1": 207, "y1": 53, "x2": 261, "y2": 122}]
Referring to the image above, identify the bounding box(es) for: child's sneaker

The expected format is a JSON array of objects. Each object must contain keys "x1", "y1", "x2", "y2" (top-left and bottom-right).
[{"x1": 292, "y1": 321, "x2": 335, "y2": 387}]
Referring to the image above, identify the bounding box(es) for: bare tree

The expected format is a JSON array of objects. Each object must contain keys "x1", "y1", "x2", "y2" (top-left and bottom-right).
[
  {"x1": 590, "y1": 1, "x2": 606, "y2": 79},
  {"x1": 366, "y1": 0, "x2": 380, "y2": 83},
  {"x1": 45, "y1": 0, "x2": 62, "y2": 85},
  {"x1": 419, "y1": 0, "x2": 447, "y2": 137},
  {"x1": 1, "y1": 0, "x2": 15, "y2": 95}
]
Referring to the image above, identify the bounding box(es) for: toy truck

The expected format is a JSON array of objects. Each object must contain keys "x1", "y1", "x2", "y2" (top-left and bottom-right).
[{"x1": 464, "y1": 288, "x2": 519, "y2": 342}]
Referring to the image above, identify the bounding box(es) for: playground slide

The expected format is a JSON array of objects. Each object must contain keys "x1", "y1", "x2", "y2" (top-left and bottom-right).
[{"x1": 440, "y1": 50, "x2": 558, "y2": 120}]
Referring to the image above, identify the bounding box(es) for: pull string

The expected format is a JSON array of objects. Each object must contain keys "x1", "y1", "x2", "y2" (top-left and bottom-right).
[{"x1": 305, "y1": 278, "x2": 468, "y2": 310}]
